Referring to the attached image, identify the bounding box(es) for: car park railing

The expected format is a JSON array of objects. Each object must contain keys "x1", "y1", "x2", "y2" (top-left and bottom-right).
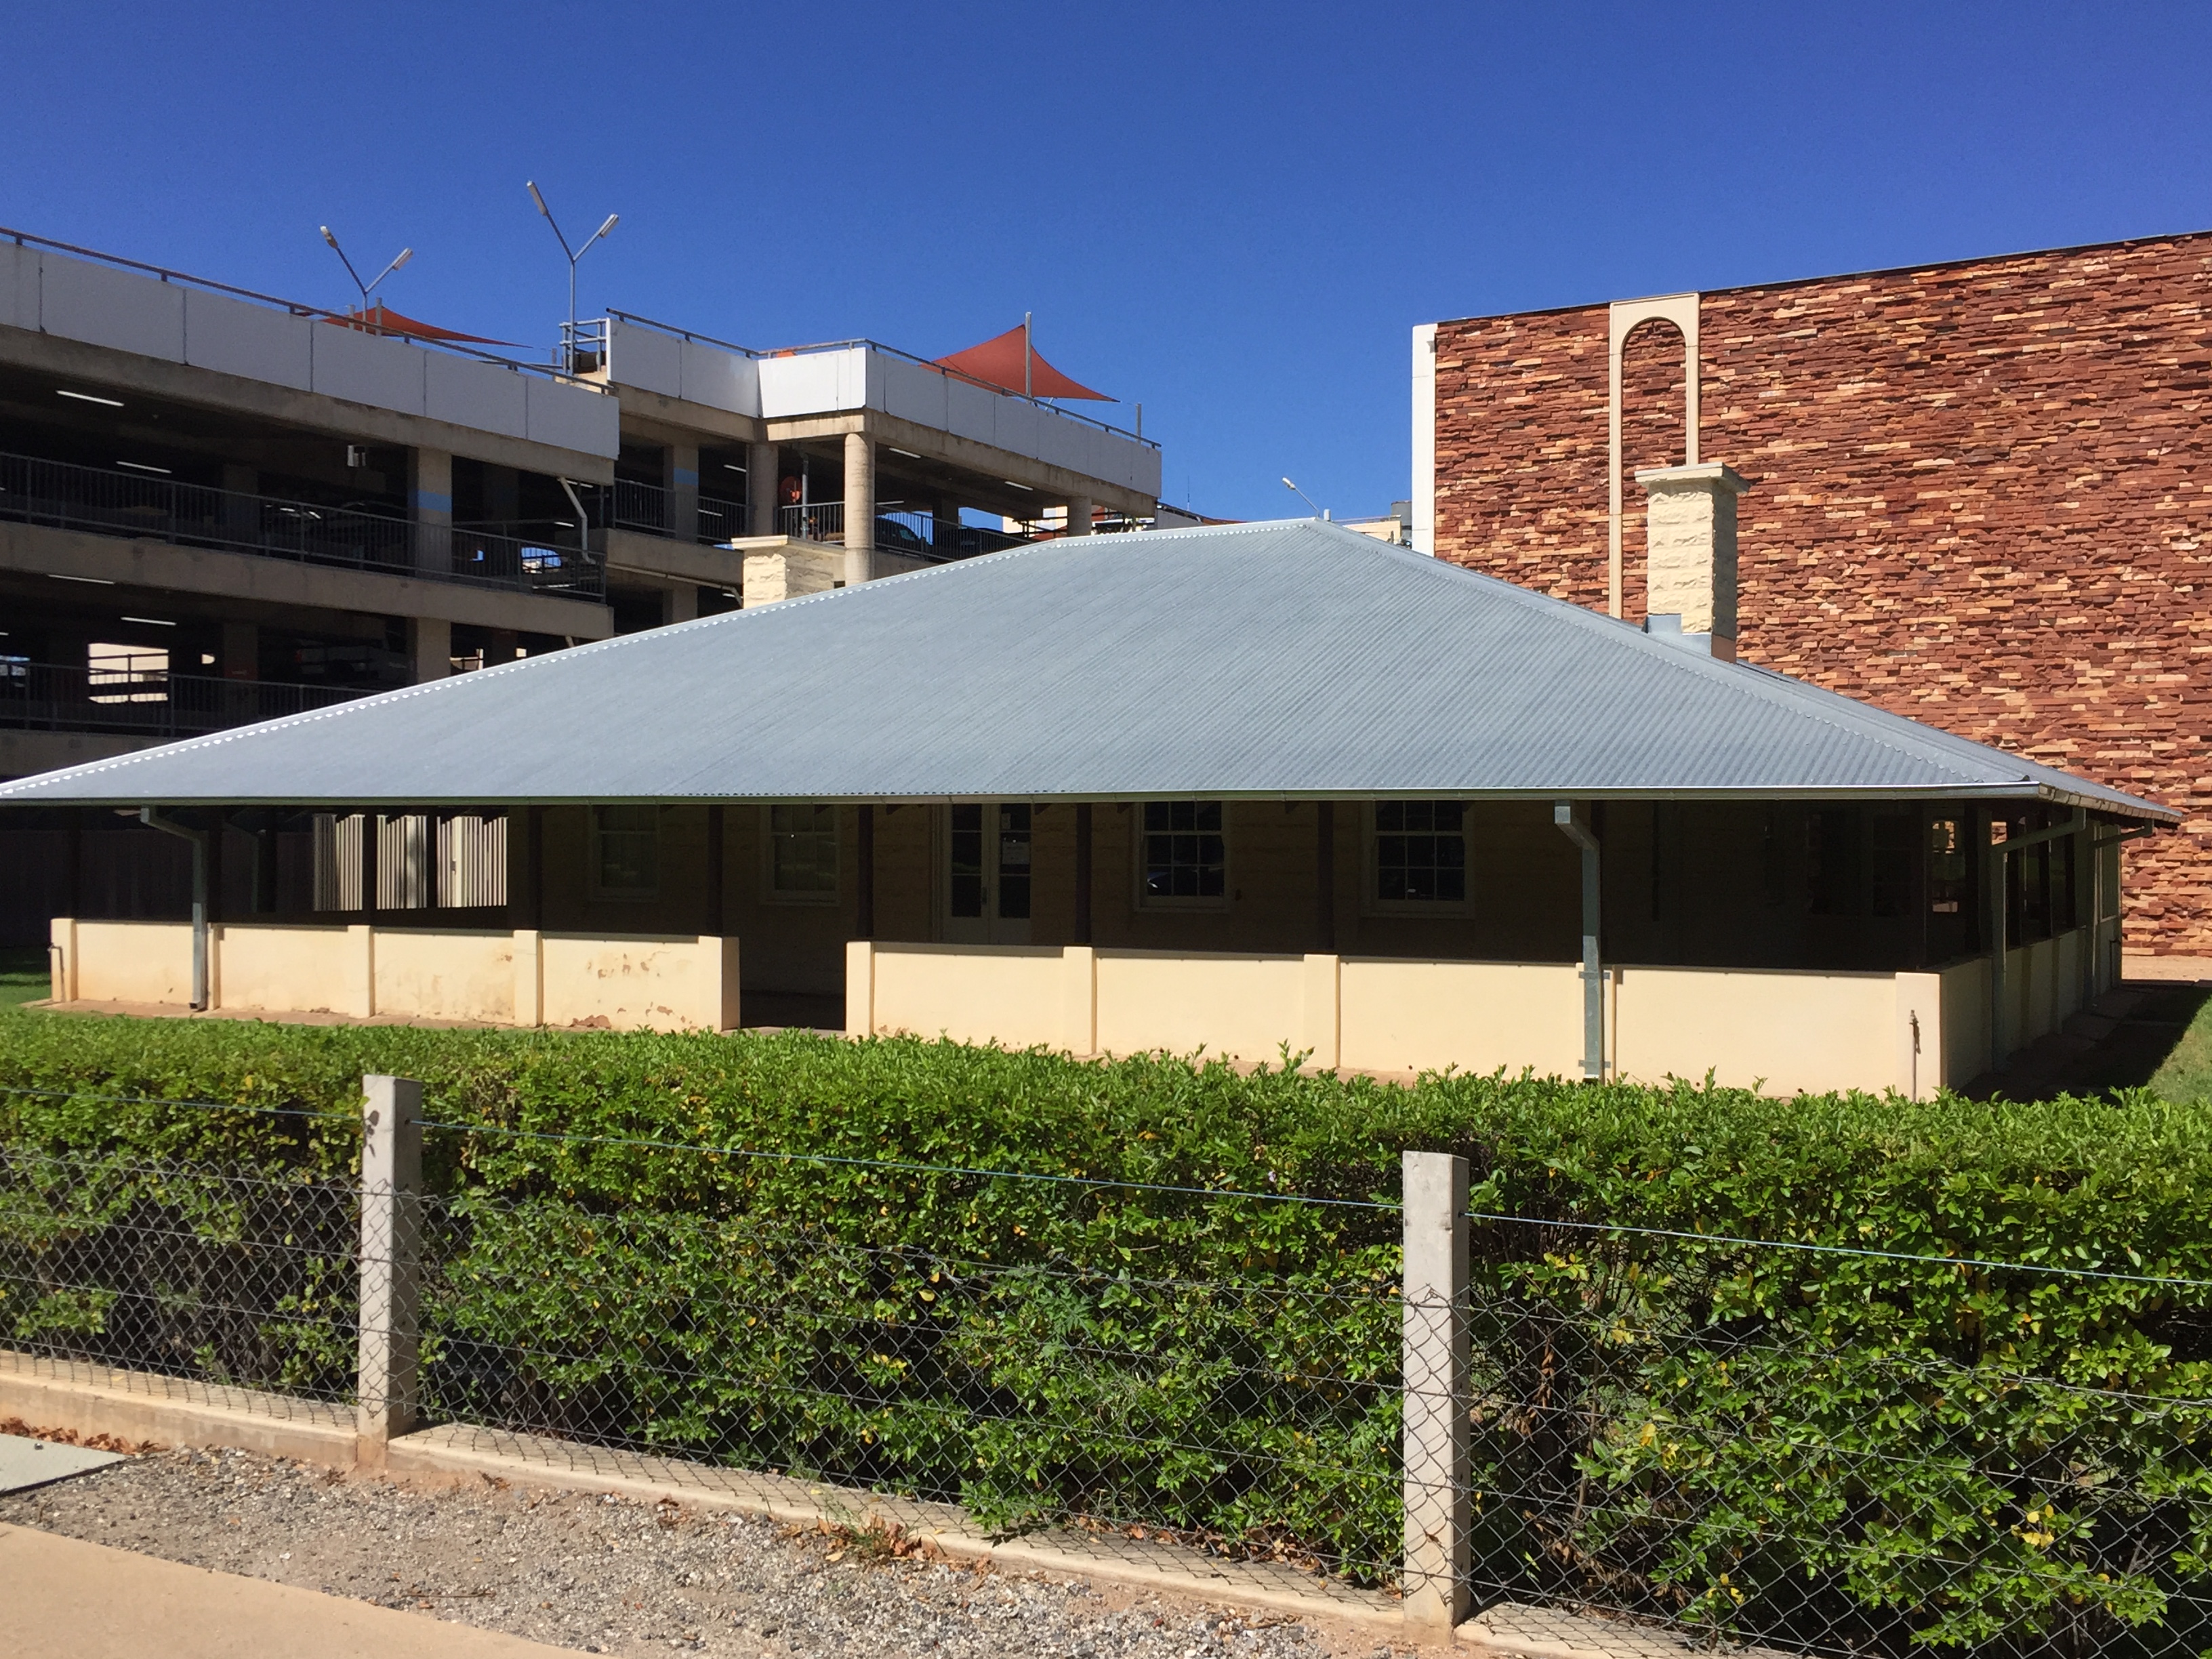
[
  {"x1": 0, "y1": 451, "x2": 602, "y2": 599},
  {"x1": 0, "y1": 659, "x2": 368, "y2": 738}
]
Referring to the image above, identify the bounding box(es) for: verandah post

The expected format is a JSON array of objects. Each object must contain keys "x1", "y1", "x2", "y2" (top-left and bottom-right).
[
  {"x1": 358, "y1": 1074, "x2": 424, "y2": 1465},
  {"x1": 1402, "y1": 1149, "x2": 1471, "y2": 1635}
]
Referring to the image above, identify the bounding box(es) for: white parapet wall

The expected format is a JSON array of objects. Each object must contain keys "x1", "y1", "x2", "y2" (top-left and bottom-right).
[
  {"x1": 47, "y1": 918, "x2": 738, "y2": 1033},
  {"x1": 848, "y1": 941, "x2": 2030, "y2": 1098}
]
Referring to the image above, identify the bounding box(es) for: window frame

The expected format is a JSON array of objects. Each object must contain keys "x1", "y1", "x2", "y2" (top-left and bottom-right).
[
  {"x1": 1361, "y1": 800, "x2": 1477, "y2": 918},
  {"x1": 589, "y1": 804, "x2": 661, "y2": 901},
  {"x1": 760, "y1": 802, "x2": 841, "y2": 907},
  {"x1": 1132, "y1": 799, "x2": 1231, "y2": 912}
]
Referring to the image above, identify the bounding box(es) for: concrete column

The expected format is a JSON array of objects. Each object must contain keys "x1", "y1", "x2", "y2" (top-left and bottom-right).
[
  {"x1": 666, "y1": 442, "x2": 700, "y2": 544},
  {"x1": 662, "y1": 584, "x2": 699, "y2": 626},
  {"x1": 219, "y1": 464, "x2": 258, "y2": 544},
  {"x1": 220, "y1": 621, "x2": 258, "y2": 682},
  {"x1": 409, "y1": 448, "x2": 453, "y2": 577},
  {"x1": 747, "y1": 441, "x2": 778, "y2": 537},
  {"x1": 407, "y1": 617, "x2": 451, "y2": 682},
  {"x1": 358, "y1": 1074, "x2": 424, "y2": 1459},
  {"x1": 1065, "y1": 493, "x2": 1094, "y2": 536},
  {"x1": 842, "y1": 430, "x2": 874, "y2": 586},
  {"x1": 1401, "y1": 1150, "x2": 1471, "y2": 1637},
  {"x1": 935, "y1": 498, "x2": 963, "y2": 558},
  {"x1": 1637, "y1": 462, "x2": 1747, "y2": 659}
]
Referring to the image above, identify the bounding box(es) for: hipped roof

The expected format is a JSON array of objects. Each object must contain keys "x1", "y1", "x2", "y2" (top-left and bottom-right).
[
  {"x1": 0, "y1": 522, "x2": 2173, "y2": 820},
  {"x1": 935, "y1": 323, "x2": 1111, "y2": 401}
]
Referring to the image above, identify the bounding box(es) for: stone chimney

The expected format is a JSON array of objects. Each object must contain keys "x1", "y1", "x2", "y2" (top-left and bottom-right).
[{"x1": 1635, "y1": 463, "x2": 1748, "y2": 660}]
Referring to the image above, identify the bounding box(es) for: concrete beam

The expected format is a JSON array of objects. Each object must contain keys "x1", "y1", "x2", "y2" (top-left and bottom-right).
[
  {"x1": 612, "y1": 389, "x2": 765, "y2": 447},
  {"x1": 0, "y1": 519, "x2": 615, "y2": 638},
  {"x1": 763, "y1": 409, "x2": 1155, "y2": 518},
  {"x1": 0, "y1": 325, "x2": 617, "y2": 483},
  {"x1": 0, "y1": 729, "x2": 159, "y2": 780},
  {"x1": 602, "y1": 526, "x2": 749, "y2": 588}
]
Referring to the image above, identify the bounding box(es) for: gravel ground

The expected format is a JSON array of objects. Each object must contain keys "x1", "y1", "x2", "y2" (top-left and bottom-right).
[{"x1": 0, "y1": 1441, "x2": 1409, "y2": 1658}]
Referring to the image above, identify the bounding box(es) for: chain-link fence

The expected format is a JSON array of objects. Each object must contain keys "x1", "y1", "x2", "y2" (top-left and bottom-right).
[
  {"x1": 0, "y1": 1143, "x2": 360, "y2": 1414},
  {"x1": 8, "y1": 1086, "x2": 2212, "y2": 1656}
]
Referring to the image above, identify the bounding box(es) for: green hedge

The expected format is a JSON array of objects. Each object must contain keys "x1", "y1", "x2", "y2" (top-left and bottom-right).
[{"x1": 5, "y1": 1011, "x2": 2212, "y2": 1649}]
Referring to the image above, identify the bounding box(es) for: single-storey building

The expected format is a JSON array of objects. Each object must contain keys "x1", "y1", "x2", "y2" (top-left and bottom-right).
[{"x1": 0, "y1": 508, "x2": 2173, "y2": 1097}]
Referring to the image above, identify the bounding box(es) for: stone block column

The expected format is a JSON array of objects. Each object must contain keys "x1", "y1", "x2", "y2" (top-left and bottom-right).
[
  {"x1": 842, "y1": 431, "x2": 874, "y2": 586},
  {"x1": 747, "y1": 441, "x2": 778, "y2": 537},
  {"x1": 666, "y1": 441, "x2": 700, "y2": 544},
  {"x1": 1636, "y1": 462, "x2": 1748, "y2": 659}
]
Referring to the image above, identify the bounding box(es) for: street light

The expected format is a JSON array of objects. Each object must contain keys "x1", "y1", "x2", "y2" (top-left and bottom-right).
[
  {"x1": 319, "y1": 226, "x2": 413, "y2": 319},
  {"x1": 526, "y1": 180, "x2": 619, "y2": 370},
  {"x1": 1282, "y1": 476, "x2": 1325, "y2": 519}
]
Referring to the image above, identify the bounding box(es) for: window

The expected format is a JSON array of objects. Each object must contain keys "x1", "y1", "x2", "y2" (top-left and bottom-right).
[
  {"x1": 767, "y1": 804, "x2": 838, "y2": 901},
  {"x1": 592, "y1": 805, "x2": 659, "y2": 897},
  {"x1": 1374, "y1": 801, "x2": 1467, "y2": 905},
  {"x1": 1141, "y1": 801, "x2": 1225, "y2": 903}
]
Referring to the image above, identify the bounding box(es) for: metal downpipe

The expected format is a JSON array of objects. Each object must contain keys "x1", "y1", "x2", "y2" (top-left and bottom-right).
[
  {"x1": 140, "y1": 808, "x2": 209, "y2": 1010},
  {"x1": 1553, "y1": 801, "x2": 1603, "y2": 1081}
]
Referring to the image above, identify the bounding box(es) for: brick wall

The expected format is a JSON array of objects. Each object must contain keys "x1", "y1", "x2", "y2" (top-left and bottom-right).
[{"x1": 1431, "y1": 233, "x2": 2212, "y2": 954}]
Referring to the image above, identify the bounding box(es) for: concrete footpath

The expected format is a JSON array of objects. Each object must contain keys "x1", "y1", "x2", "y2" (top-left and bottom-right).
[{"x1": 0, "y1": 1522, "x2": 573, "y2": 1659}]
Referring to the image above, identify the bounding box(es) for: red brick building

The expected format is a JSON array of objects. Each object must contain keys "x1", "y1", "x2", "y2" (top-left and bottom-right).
[{"x1": 1413, "y1": 231, "x2": 2212, "y2": 959}]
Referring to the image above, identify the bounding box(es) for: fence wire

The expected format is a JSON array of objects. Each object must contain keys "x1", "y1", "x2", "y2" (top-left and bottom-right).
[
  {"x1": 8, "y1": 1128, "x2": 2212, "y2": 1656},
  {"x1": 0, "y1": 1147, "x2": 359, "y2": 1411}
]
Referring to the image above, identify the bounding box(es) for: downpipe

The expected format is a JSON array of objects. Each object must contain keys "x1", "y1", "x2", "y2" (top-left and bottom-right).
[
  {"x1": 140, "y1": 808, "x2": 209, "y2": 1011},
  {"x1": 1552, "y1": 801, "x2": 1604, "y2": 1082}
]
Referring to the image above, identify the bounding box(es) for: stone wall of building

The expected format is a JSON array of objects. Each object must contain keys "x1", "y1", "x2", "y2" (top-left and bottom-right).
[{"x1": 1431, "y1": 233, "x2": 2212, "y2": 954}]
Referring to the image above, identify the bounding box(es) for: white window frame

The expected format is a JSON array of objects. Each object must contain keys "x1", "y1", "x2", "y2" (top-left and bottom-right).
[
  {"x1": 761, "y1": 802, "x2": 840, "y2": 906},
  {"x1": 590, "y1": 804, "x2": 661, "y2": 901},
  {"x1": 1132, "y1": 799, "x2": 1231, "y2": 912},
  {"x1": 1363, "y1": 800, "x2": 1475, "y2": 918}
]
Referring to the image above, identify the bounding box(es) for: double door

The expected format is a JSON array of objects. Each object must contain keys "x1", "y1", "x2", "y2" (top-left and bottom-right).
[{"x1": 945, "y1": 802, "x2": 1032, "y2": 943}]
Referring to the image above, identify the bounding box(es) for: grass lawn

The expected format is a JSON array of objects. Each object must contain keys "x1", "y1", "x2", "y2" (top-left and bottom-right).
[
  {"x1": 0, "y1": 947, "x2": 50, "y2": 1012},
  {"x1": 2145, "y1": 985, "x2": 2212, "y2": 1102}
]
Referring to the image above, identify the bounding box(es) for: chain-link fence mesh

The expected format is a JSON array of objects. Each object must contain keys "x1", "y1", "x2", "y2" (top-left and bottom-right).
[
  {"x1": 415, "y1": 1183, "x2": 1406, "y2": 1587},
  {"x1": 0, "y1": 1143, "x2": 359, "y2": 1412},
  {"x1": 11, "y1": 1114, "x2": 2212, "y2": 1655}
]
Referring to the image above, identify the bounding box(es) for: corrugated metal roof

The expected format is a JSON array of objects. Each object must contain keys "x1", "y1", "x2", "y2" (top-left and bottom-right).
[{"x1": 0, "y1": 520, "x2": 2175, "y2": 820}]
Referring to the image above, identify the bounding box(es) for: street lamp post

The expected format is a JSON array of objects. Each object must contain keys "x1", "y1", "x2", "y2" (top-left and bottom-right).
[
  {"x1": 525, "y1": 181, "x2": 619, "y2": 371},
  {"x1": 1282, "y1": 477, "x2": 1326, "y2": 520},
  {"x1": 319, "y1": 226, "x2": 413, "y2": 322}
]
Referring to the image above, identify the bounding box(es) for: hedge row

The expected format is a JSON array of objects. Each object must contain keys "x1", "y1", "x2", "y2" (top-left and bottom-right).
[{"x1": 6, "y1": 1012, "x2": 2212, "y2": 1649}]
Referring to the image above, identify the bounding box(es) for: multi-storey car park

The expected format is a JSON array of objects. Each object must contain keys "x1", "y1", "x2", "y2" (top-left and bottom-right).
[{"x1": 0, "y1": 226, "x2": 1161, "y2": 942}]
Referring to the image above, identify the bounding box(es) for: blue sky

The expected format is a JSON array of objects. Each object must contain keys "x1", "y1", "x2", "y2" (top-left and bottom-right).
[{"x1": 5, "y1": 3, "x2": 2208, "y2": 519}]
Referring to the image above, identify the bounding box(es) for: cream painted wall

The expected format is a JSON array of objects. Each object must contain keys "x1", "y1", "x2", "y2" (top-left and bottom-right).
[
  {"x1": 537, "y1": 933, "x2": 740, "y2": 1031},
  {"x1": 373, "y1": 929, "x2": 516, "y2": 1024},
  {"x1": 851, "y1": 940, "x2": 1993, "y2": 1095},
  {"x1": 1338, "y1": 958, "x2": 1582, "y2": 1078},
  {"x1": 1093, "y1": 949, "x2": 1315, "y2": 1063},
  {"x1": 218, "y1": 924, "x2": 367, "y2": 1017},
  {"x1": 1610, "y1": 965, "x2": 1899, "y2": 1097},
  {"x1": 52, "y1": 918, "x2": 737, "y2": 1033}
]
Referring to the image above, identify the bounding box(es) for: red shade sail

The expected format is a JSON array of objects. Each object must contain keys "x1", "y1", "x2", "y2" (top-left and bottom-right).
[
  {"x1": 324, "y1": 304, "x2": 520, "y2": 348},
  {"x1": 934, "y1": 323, "x2": 1111, "y2": 401}
]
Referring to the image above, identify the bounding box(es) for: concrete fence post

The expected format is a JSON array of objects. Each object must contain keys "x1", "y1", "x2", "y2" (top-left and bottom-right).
[
  {"x1": 358, "y1": 1074, "x2": 424, "y2": 1464},
  {"x1": 1402, "y1": 1149, "x2": 1471, "y2": 1636}
]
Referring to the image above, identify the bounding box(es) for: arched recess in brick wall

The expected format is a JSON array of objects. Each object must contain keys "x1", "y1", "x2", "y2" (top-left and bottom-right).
[
  {"x1": 1605, "y1": 291, "x2": 1699, "y2": 618},
  {"x1": 1619, "y1": 318, "x2": 1688, "y2": 626}
]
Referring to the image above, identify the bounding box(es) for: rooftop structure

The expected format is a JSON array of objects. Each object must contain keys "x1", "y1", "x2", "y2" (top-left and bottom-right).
[
  {"x1": 0, "y1": 223, "x2": 1164, "y2": 941},
  {"x1": 9, "y1": 521, "x2": 2169, "y2": 1097}
]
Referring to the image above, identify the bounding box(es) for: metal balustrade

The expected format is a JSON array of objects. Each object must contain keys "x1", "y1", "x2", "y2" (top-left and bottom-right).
[
  {"x1": 0, "y1": 451, "x2": 602, "y2": 599},
  {"x1": 0, "y1": 659, "x2": 368, "y2": 738}
]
